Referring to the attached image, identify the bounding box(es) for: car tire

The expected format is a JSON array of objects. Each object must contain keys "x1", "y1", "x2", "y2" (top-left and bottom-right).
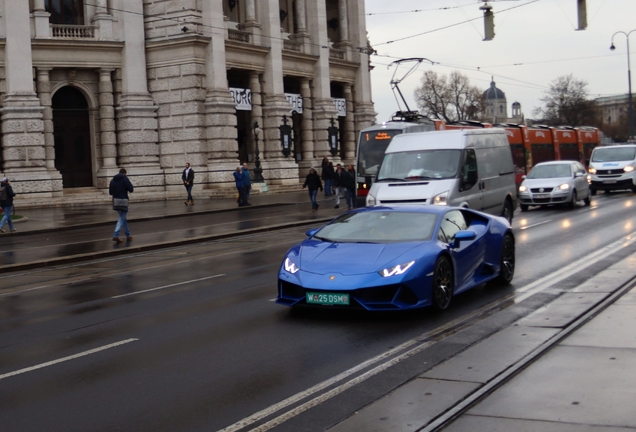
[
  {"x1": 520, "y1": 204, "x2": 528, "y2": 212},
  {"x1": 501, "y1": 199, "x2": 514, "y2": 224},
  {"x1": 569, "y1": 190, "x2": 578, "y2": 209},
  {"x1": 432, "y1": 256, "x2": 454, "y2": 310},
  {"x1": 590, "y1": 188, "x2": 597, "y2": 196},
  {"x1": 494, "y1": 233, "x2": 515, "y2": 285},
  {"x1": 584, "y1": 193, "x2": 591, "y2": 206}
]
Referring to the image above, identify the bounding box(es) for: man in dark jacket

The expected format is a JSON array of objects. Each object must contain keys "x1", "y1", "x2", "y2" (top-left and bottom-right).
[
  {"x1": 332, "y1": 164, "x2": 346, "y2": 209},
  {"x1": 109, "y1": 168, "x2": 134, "y2": 243},
  {"x1": 182, "y1": 162, "x2": 195, "y2": 206},
  {"x1": 0, "y1": 177, "x2": 17, "y2": 233},
  {"x1": 302, "y1": 168, "x2": 323, "y2": 211}
]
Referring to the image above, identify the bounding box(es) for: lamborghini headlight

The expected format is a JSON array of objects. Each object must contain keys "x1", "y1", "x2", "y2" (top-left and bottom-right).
[
  {"x1": 283, "y1": 257, "x2": 300, "y2": 274},
  {"x1": 379, "y1": 260, "x2": 415, "y2": 277}
]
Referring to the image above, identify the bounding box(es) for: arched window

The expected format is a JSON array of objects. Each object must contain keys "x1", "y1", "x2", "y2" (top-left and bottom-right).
[{"x1": 45, "y1": 0, "x2": 85, "y2": 25}]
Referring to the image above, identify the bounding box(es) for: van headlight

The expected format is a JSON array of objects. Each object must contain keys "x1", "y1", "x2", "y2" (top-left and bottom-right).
[
  {"x1": 433, "y1": 191, "x2": 449, "y2": 205},
  {"x1": 588, "y1": 167, "x2": 597, "y2": 174},
  {"x1": 366, "y1": 194, "x2": 376, "y2": 206},
  {"x1": 624, "y1": 165, "x2": 635, "y2": 172},
  {"x1": 558, "y1": 183, "x2": 570, "y2": 191}
]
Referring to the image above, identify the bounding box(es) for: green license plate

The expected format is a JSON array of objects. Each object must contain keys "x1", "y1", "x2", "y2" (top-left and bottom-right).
[{"x1": 306, "y1": 292, "x2": 350, "y2": 306}]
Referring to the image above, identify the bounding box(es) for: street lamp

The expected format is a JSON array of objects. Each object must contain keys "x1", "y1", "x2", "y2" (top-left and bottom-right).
[
  {"x1": 610, "y1": 30, "x2": 635, "y2": 141},
  {"x1": 252, "y1": 121, "x2": 264, "y2": 182}
]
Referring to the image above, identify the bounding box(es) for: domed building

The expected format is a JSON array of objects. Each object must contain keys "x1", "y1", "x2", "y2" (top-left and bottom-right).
[{"x1": 481, "y1": 78, "x2": 524, "y2": 124}]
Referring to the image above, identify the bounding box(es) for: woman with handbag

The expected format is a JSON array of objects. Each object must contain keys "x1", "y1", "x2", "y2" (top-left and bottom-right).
[{"x1": 109, "y1": 168, "x2": 134, "y2": 243}]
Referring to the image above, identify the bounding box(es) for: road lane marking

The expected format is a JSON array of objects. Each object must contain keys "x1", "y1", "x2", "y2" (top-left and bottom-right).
[
  {"x1": 222, "y1": 230, "x2": 636, "y2": 432},
  {"x1": 0, "y1": 338, "x2": 138, "y2": 381},
  {"x1": 518, "y1": 220, "x2": 551, "y2": 230},
  {"x1": 111, "y1": 274, "x2": 225, "y2": 298}
]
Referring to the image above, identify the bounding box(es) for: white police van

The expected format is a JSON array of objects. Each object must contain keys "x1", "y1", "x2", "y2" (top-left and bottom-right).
[{"x1": 588, "y1": 144, "x2": 636, "y2": 195}]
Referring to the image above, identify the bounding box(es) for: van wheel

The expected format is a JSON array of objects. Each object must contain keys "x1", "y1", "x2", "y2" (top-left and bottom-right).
[
  {"x1": 584, "y1": 194, "x2": 591, "y2": 206},
  {"x1": 569, "y1": 190, "x2": 578, "y2": 209},
  {"x1": 520, "y1": 204, "x2": 528, "y2": 212},
  {"x1": 501, "y1": 200, "x2": 513, "y2": 224}
]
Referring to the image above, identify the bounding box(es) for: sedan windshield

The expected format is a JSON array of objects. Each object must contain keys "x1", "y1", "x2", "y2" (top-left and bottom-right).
[
  {"x1": 591, "y1": 147, "x2": 636, "y2": 162},
  {"x1": 377, "y1": 150, "x2": 461, "y2": 181},
  {"x1": 528, "y1": 164, "x2": 572, "y2": 179},
  {"x1": 314, "y1": 211, "x2": 438, "y2": 243}
]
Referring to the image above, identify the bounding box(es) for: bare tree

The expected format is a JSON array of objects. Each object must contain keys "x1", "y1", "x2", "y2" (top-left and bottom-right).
[
  {"x1": 533, "y1": 74, "x2": 597, "y2": 126},
  {"x1": 414, "y1": 70, "x2": 483, "y2": 122}
]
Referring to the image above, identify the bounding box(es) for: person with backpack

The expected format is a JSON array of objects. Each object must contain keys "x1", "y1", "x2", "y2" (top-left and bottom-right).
[{"x1": 0, "y1": 177, "x2": 17, "y2": 233}]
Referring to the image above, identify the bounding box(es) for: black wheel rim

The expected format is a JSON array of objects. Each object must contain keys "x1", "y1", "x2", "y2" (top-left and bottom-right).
[
  {"x1": 434, "y1": 258, "x2": 453, "y2": 308},
  {"x1": 500, "y1": 235, "x2": 515, "y2": 282}
]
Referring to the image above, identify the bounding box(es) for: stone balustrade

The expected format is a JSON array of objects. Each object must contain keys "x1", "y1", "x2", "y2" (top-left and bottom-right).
[
  {"x1": 227, "y1": 29, "x2": 250, "y2": 43},
  {"x1": 51, "y1": 24, "x2": 96, "y2": 39}
]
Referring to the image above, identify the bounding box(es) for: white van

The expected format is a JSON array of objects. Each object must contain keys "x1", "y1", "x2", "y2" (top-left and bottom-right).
[
  {"x1": 366, "y1": 129, "x2": 517, "y2": 222},
  {"x1": 588, "y1": 144, "x2": 636, "y2": 195}
]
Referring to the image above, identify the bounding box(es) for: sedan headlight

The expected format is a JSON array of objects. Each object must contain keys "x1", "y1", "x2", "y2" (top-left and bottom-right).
[
  {"x1": 557, "y1": 183, "x2": 570, "y2": 191},
  {"x1": 283, "y1": 257, "x2": 300, "y2": 274},
  {"x1": 588, "y1": 167, "x2": 597, "y2": 174},
  {"x1": 432, "y1": 191, "x2": 448, "y2": 205},
  {"x1": 624, "y1": 165, "x2": 635, "y2": 172},
  {"x1": 518, "y1": 185, "x2": 528, "y2": 193},
  {"x1": 379, "y1": 260, "x2": 415, "y2": 277}
]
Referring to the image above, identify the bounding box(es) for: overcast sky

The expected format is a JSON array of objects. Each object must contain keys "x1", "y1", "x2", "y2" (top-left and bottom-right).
[{"x1": 363, "y1": 0, "x2": 636, "y2": 123}]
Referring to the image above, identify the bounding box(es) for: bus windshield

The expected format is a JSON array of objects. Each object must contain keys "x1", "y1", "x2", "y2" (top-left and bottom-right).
[
  {"x1": 377, "y1": 150, "x2": 461, "y2": 181},
  {"x1": 356, "y1": 129, "x2": 401, "y2": 178}
]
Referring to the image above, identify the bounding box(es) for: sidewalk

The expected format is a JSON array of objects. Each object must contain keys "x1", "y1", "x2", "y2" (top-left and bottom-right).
[
  {"x1": 328, "y1": 253, "x2": 636, "y2": 431},
  {"x1": 0, "y1": 190, "x2": 342, "y2": 272}
]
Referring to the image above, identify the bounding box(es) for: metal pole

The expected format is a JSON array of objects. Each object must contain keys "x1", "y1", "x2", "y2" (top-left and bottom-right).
[{"x1": 611, "y1": 30, "x2": 635, "y2": 141}]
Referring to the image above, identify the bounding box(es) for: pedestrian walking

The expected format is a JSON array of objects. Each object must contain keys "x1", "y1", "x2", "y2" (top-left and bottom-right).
[
  {"x1": 182, "y1": 162, "x2": 195, "y2": 206},
  {"x1": 343, "y1": 165, "x2": 357, "y2": 210},
  {"x1": 234, "y1": 166, "x2": 247, "y2": 207},
  {"x1": 109, "y1": 168, "x2": 134, "y2": 243},
  {"x1": 332, "y1": 164, "x2": 346, "y2": 209},
  {"x1": 0, "y1": 177, "x2": 17, "y2": 233},
  {"x1": 302, "y1": 167, "x2": 323, "y2": 211},
  {"x1": 242, "y1": 163, "x2": 252, "y2": 205},
  {"x1": 322, "y1": 158, "x2": 333, "y2": 196}
]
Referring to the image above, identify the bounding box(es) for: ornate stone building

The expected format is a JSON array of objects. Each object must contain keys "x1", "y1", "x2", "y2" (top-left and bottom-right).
[
  {"x1": 0, "y1": 0, "x2": 376, "y2": 203},
  {"x1": 481, "y1": 78, "x2": 523, "y2": 125}
]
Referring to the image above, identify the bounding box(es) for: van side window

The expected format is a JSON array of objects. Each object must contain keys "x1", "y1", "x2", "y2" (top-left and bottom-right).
[
  {"x1": 460, "y1": 149, "x2": 478, "y2": 190},
  {"x1": 439, "y1": 210, "x2": 468, "y2": 243}
]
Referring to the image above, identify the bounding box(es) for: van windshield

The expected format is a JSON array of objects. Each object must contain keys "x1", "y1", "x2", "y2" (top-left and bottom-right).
[
  {"x1": 377, "y1": 150, "x2": 461, "y2": 181},
  {"x1": 591, "y1": 147, "x2": 636, "y2": 162}
]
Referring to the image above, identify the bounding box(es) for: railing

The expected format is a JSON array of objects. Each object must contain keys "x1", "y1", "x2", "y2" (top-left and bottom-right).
[
  {"x1": 329, "y1": 48, "x2": 346, "y2": 60},
  {"x1": 228, "y1": 29, "x2": 251, "y2": 43},
  {"x1": 283, "y1": 40, "x2": 302, "y2": 52},
  {"x1": 51, "y1": 24, "x2": 96, "y2": 39}
]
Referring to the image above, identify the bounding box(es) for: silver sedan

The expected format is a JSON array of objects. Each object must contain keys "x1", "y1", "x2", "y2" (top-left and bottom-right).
[{"x1": 517, "y1": 161, "x2": 591, "y2": 211}]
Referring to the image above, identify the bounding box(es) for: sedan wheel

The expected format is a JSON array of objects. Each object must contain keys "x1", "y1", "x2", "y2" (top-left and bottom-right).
[
  {"x1": 432, "y1": 256, "x2": 454, "y2": 310},
  {"x1": 568, "y1": 190, "x2": 578, "y2": 209},
  {"x1": 495, "y1": 233, "x2": 515, "y2": 285}
]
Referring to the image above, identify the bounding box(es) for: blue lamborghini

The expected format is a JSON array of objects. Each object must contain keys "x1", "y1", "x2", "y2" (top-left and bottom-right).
[{"x1": 276, "y1": 206, "x2": 515, "y2": 311}]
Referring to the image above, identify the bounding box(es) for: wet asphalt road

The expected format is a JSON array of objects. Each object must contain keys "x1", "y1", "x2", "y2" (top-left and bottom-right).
[{"x1": 1, "y1": 191, "x2": 636, "y2": 431}]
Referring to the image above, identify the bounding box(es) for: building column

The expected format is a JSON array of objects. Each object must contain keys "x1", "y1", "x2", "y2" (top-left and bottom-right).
[
  {"x1": 242, "y1": 0, "x2": 262, "y2": 44},
  {"x1": 202, "y1": 0, "x2": 239, "y2": 190},
  {"x1": 337, "y1": 0, "x2": 350, "y2": 47},
  {"x1": 292, "y1": 0, "x2": 310, "y2": 52},
  {"x1": 343, "y1": 83, "x2": 356, "y2": 162},
  {"x1": 33, "y1": 0, "x2": 51, "y2": 38},
  {"x1": 1, "y1": 0, "x2": 62, "y2": 198},
  {"x1": 249, "y1": 71, "x2": 263, "y2": 158},
  {"x1": 306, "y1": 0, "x2": 337, "y2": 165},
  {"x1": 115, "y1": 0, "x2": 161, "y2": 192},
  {"x1": 260, "y1": 0, "x2": 298, "y2": 185},
  {"x1": 298, "y1": 78, "x2": 314, "y2": 178},
  {"x1": 348, "y1": 0, "x2": 376, "y2": 132},
  {"x1": 98, "y1": 69, "x2": 117, "y2": 169},
  {"x1": 93, "y1": 0, "x2": 114, "y2": 40},
  {"x1": 36, "y1": 68, "x2": 55, "y2": 171}
]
